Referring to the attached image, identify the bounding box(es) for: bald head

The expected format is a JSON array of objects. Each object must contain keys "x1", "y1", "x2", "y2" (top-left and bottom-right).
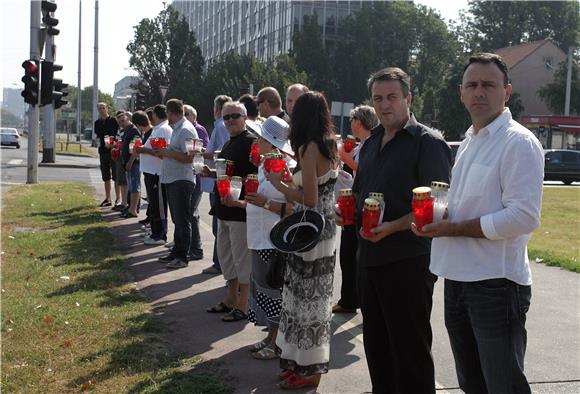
[{"x1": 286, "y1": 84, "x2": 309, "y2": 116}]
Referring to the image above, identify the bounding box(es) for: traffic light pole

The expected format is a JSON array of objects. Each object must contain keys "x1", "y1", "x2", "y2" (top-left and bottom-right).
[
  {"x1": 27, "y1": 0, "x2": 41, "y2": 184},
  {"x1": 42, "y1": 32, "x2": 56, "y2": 163}
]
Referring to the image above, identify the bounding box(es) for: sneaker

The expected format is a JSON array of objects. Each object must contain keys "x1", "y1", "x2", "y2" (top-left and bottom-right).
[
  {"x1": 202, "y1": 265, "x2": 221, "y2": 275},
  {"x1": 158, "y1": 254, "x2": 175, "y2": 263},
  {"x1": 165, "y1": 241, "x2": 175, "y2": 249},
  {"x1": 166, "y1": 258, "x2": 188, "y2": 269},
  {"x1": 187, "y1": 253, "x2": 204, "y2": 261},
  {"x1": 144, "y1": 236, "x2": 166, "y2": 245}
]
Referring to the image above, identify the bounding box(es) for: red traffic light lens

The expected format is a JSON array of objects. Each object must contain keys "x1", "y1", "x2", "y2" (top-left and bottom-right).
[{"x1": 22, "y1": 60, "x2": 38, "y2": 73}]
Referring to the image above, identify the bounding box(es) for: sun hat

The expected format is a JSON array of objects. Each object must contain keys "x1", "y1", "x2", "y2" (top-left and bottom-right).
[
  {"x1": 246, "y1": 116, "x2": 294, "y2": 156},
  {"x1": 269, "y1": 209, "x2": 325, "y2": 253}
]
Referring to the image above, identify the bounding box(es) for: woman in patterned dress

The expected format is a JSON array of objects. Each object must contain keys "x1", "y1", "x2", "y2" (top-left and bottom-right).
[{"x1": 268, "y1": 91, "x2": 338, "y2": 390}]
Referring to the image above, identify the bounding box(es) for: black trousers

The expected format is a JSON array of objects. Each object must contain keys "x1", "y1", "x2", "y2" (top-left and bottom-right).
[
  {"x1": 338, "y1": 224, "x2": 359, "y2": 309},
  {"x1": 143, "y1": 173, "x2": 166, "y2": 239},
  {"x1": 358, "y1": 255, "x2": 436, "y2": 394}
]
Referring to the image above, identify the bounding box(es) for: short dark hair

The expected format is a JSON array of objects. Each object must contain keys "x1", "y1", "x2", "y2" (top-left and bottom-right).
[
  {"x1": 238, "y1": 94, "x2": 259, "y2": 118},
  {"x1": 114, "y1": 110, "x2": 126, "y2": 118},
  {"x1": 257, "y1": 87, "x2": 282, "y2": 108},
  {"x1": 367, "y1": 67, "x2": 411, "y2": 97},
  {"x1": 153, "y1": 104, "x2": 167, "y2": 120},
  {"x1": 214, "y1": 95, "x2": 233, "y2": 112},
  {"x1": 463, "y1": 53, "x2": 509, "y2": 86},
  {"x1": 132, "y1": 111, "x2": 150, "y2": 127},
  {"x1": 166, "y1": 99, "x2": 184, "y2": 116},
  {"x1": 145, "y1": 107, "x2": 154, "y2": 123}
]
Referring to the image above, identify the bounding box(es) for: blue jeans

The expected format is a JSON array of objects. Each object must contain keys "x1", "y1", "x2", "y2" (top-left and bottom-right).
[
  {"x1": 126, "y1": 163, "x2": 141, "y2": 193},
  {"x1": 166, "y1": 180, "x2": 194, "y2": 260},
  {"x1": 210, "y1": 193, "x2": 221, "y2": 271},
  {"x1": 444, "y1": 278, "x2": 531, "y2": 394},
  {"x1": 188, "y1": 182, "x2": 203, "y2": 258}
]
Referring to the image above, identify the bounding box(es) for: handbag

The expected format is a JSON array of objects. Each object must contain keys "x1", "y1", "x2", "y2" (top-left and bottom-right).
[{"x1": 266, "y1": 203, "x2": 288, "y2": 289}]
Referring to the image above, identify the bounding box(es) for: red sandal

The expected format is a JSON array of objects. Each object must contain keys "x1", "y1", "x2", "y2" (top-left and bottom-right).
[
  {"x1": 279, "y1": 374, "x2": 320, "y2": 390},
  {"x1": 278, "y1": 369, "x2": 295, "y2": 380}
]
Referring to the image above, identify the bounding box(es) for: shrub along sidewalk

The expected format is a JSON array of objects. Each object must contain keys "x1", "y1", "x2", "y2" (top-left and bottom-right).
[
  {"x1": 529, "y1": 188, "x2": 580, "y2": 273},
  {"x1": 1, "y1": 183, "x2": 231, "y2": 393}
]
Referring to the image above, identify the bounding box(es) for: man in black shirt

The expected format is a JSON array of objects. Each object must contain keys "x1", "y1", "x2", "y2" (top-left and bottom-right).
[
  {"x1": 94, "y1": 102, "x2": 119, "y2": 206},
  {"x1": 343, "y1": 68, "x2": 452, "y2": 393}
]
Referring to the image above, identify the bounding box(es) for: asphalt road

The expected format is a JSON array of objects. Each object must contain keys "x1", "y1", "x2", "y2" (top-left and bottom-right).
[{"x1": 2, "y1": 136, "x2": 579, "y2": 393}]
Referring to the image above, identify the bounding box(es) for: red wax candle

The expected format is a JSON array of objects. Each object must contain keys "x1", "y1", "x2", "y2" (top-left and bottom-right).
[
  {"x1": 111, "y1": 149, "x2": 119, "y2": 160},
  {"x1": 250, "y1": 142, "x2": 261, "y2": 166},
  {"x1": 270, "y1": 153, "x2": 285, "y2": 173},
  {"x1": 344, "y1": 135, "x2": 356, "y2": 153},
  {"x1": 108, "y1": 136, "x2": 115, "y2": 145},
  {"x1": 216, "y1": 176, "x2": 230, "y2": 198},
  {"x1": 115, "y1": 140, "x2": 123, "y2": 149},
  {"x1": 225, "y1": 160, "x2": 235, "y2": 177},
  {"x1": 362, "y1": 198, "x2": 380, "y2": 237},
  {"x1": 338, "y1": 189, "x2": 356, "y2": 226},
  {"x1": 245, "y1": 174, "x2": 259, "y2": 194},
  {"x1": 263, "y1": 153, "x2": 273, "y2": 172},
  {"x1": 412, "y1": 187, "x2": 434, "y2": 231},
  {"x1": 158, "y1": 138, "x2": 167, "y2": 148}
]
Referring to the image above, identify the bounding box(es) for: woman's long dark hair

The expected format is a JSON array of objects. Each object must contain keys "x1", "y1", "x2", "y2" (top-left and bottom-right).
[{"x1": 288, "y1": 91, "x2": 337, "y2": 163}]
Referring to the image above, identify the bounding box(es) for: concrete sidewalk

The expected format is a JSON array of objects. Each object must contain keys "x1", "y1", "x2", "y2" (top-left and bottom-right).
[{"x1": 93, "y1": 183, "x2": 580, "y2": 393}]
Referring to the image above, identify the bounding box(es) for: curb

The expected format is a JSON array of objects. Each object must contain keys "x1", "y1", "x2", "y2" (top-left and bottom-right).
[{"x1": 38, "y1": 163, "x2": 99, "y2": 169}]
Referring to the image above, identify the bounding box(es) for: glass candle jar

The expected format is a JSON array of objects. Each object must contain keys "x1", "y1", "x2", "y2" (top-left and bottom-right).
[
  {"x1": 216, "y1": 175, "x2": 230, "y2": 198},
  {"x1": 263, "y1": 153, "x2": 273, "y2": 172},
  {"x1": 230, "y1": 176, "x2": 242, "y2": 200},
  {"x1": 215, "y1": 159, "x2": 227, "y2": 177},
  {"x1": 412, "y1": 186, "x2": 434, "y2": 231},
  {"x1": 338, "y1": 189, "x2": 356, "y2": 226},
  {"x1": 111, "y1": 149, "x2": 119, "y2": 160},
  {"x1": 158, "y1": 137, "x2": 167, "y2": 148},
  {"x1": 193, "y1": 153, "x2": 205, "y2": 174},
  {"x1": 343, "y1": 135, "x2": 357, "y2": 153},
  {"x1": 431, "y1": 181, "x2": 449, "y2": 222},
  {"x1": 250, "y1": 142, "x2": 261, "y2": 166},
  {"x1": 133, "y1": 137, "x2": 142, "y2": 153},
  {"x1": 245, "y1": 174, "x2": 259, "y2": 194},
  {"x1": 184, "y1": 138, "x2": 194, "y2": 153},
  {"x1": 213, "y1": 150, "x2": 221, "y2": 161},
  {"x1": 270, "y1": 153, "x2": 285, "y2": 173},
  {"x1": 115, "y1": 140, "x2": 123, "y2": 149},
  {"x1": 362, "y1": 198, "x2": 381, "y2": 237},
  {"x1": 225, "y1": 160, "x2": 235, "y2": 177},
  {"x1": 369, "y1": 192, "x2": 385, "y2": 222},
  {"x1": 193, "y1": 138, "x2": 204, "y2": 152}
]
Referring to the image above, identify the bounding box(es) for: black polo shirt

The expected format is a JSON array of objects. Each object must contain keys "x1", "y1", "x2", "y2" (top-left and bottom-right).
[
  {"x1": 352, "y1": 114, "x2": 452, "y2": 267},
  {"x1": 121, "y1": 125, "x2": 141, "y2": 165},
  {"x1": 94, "y1": 116, "x2": 119, "y2": 154},
  {"x1": 213, "y1": 129, "x2": 258, "y2": 222}
]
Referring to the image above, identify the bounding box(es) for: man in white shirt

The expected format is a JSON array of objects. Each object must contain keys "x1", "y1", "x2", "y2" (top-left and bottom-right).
[{"x1": 413, "y1": 53, "x2": 544, "y2": 394}]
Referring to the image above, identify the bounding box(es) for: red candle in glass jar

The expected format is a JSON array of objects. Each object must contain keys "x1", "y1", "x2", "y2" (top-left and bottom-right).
[
  {"x1": 115, "y1": 140, "x2": 123, "y2": 149},
  {"x1": 245, "y1": 174, "x2": 259, "y2": 194},
  {"x1": 225, "y1": 160, "x2": 235, "y2": 177},
  {"x1": 270, "y1": 153, "x2": 285, "y2": 173},
  {"x1": 111, "y1": 149, "x2": 119, "y2": 160},
  {"x1": 216, "y1": 175, "x2": 231, "y2": 198},
  {"x1": 412, "y1": 186, "x2": 434, "y2": 231},
  {"x1": 150, "y1": 138, "x2": 158, "y2": 148},
  {"x1": 250, "y1": 142, "x2": 261, "y2": 166},
  {"x1": 338, "y1": 189, "x2": 356, "y2": 226},
  {"x1": 108, "y1": 136, "x2": 115, "y2": 145},
  {"x1": 263, "y1": 153, "x2": 273, "y2": 172},
  {"x1": 362, "y1": 198, "x2": 381, "y2": 237},
  {"x1": 344, "y1": 135, "x2": 357, "y2": 153},
  {"x1": 158, "y1": 137, "x2": 167, "y2": 148}
]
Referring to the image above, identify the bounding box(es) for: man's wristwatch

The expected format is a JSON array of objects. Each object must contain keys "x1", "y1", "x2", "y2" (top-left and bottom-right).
[{"x1": 263, "y1": 200, "x2": 271, "y2": 211}]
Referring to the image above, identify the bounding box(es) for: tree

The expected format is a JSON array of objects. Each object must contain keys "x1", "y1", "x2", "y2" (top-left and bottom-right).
[
  {"x1": 59, "y1": 85, "x2": 115, "y2": 131},
  {"x1": 538, "y1": 62, "x2": 580, "y2": 115},
  {"x1": 127, "y1": 4, "x2": 204, "y2": 108},
  {"x1": 462, "y1": 1, "x2": 580, "y2": 52}
]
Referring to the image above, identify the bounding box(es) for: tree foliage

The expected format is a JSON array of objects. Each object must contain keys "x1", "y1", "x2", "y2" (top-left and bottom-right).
[
  {"x1": 127, "y1": 4, "x2": 204, "y2": 108},
  {"x1": 538, "y1": 62, "x2": 580, "y2": 115}
]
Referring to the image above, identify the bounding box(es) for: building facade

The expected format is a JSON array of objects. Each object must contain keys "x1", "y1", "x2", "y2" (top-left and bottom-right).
[
  {"x1": 1, "y1": 88, "x2": 26, "y2": 126},
  {"x1": 172, "y1": 0, "x2": 363, "y2": 65},
  {"x1": 113, "y1": 76, "x2": 142, "y2": 110}
]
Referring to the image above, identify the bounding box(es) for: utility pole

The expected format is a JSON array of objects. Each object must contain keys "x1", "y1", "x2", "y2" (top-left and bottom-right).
[
  {"x1": 564, "y1": 46, "x2": 573, "y2": 116},
  {"x1": 77, "y1": 0, "x2": 82, "y2": 141},
  {"x1": 27, "y1": 0, "x2": 41, "y2": 184},
  {"x1": 91, "y1": 0, "x2": 99, "y2": 147},
  {"x1": 42, "y1": 21, "x2": 56, "y2": 163}
]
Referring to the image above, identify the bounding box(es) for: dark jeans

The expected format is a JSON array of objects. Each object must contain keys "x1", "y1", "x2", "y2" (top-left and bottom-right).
[
  {"x1": 210, "y1": 193, "x2": 221, "y2": 271},
  {"x1": 445, "y1": 279, "x2": 532, "y2": 394},
  {"x1": 188, "y1": 182, "x2": 203, "y2": 258},
  {"x1": 338, "y1": 224, "x2": 359, "y2": 309},
  {"x1": 166, "y1": 180, "x2": 194, "y2": 260},
  {"x1": 358, "y1": 255, "x2": 436, "y2": 394},
  {"x1": 144, "y1": 173, "x2": 166, "y2": 239}
]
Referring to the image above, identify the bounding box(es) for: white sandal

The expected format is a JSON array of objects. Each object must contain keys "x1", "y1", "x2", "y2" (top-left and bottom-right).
[{"x1": 247, "y1": 339, "x2": 268, "y2": 353}]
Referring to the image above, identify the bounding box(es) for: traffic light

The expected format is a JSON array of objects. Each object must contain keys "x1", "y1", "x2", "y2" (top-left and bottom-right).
[
  {"x1": 40, "y1": 61, "x2": 66, "y2": 107},
  {"x1": 21, "y1": 60, "x2": 40, "y2": 105},
  {"x1": 41, "y1": 0, "x2": 59, "y2": 36},
  {"x1": 135, "y1": 93, "x2": 146, "y2": 110},
  {"x1": 53, "y1": 79, "x2": 68, "y2": 109}
]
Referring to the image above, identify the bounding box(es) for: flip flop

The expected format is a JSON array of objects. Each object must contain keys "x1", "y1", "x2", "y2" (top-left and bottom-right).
[
  {"x1": 279, "y1": 374, "x2": 320, "y2": 390},
  {"x1": 221, "y1": 308, "x2": 247, "y2": 322},
  {"x1": 206, "y1": 302, "x2": 232, "y2": 314},
  {"x1": 278, "y1": 370, "x2": 295, "y2": 381},
  {"x1": 247, "y1": 339, "x2": 268, "y2": 353},
  {"x1": 252, "y1": 346, "x2": 280, "y2": 360}
]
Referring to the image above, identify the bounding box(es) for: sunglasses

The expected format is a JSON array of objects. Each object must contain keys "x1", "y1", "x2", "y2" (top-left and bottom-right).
[{"x1": 223, "y1": 113, "x2": 243, "y2": 121}]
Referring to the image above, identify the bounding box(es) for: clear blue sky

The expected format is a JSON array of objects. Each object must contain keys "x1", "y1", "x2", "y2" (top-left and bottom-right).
[{"x1": 1, "y1": 0, "x2": 466, "y2": 97}]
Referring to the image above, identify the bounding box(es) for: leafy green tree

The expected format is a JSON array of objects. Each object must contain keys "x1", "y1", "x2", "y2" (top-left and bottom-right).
[
  {"x1": 462, "y1": 1, "x2": 579, "y2": 52},
  {"x1": 127, "y1": 4, "x2": 204, "y2": 108},
  {"x1": 538, "y1": 62, "x2": 580, "y2": 115}
]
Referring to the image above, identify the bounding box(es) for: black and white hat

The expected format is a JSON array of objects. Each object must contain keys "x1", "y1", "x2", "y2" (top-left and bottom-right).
[
  {"x1": 246, "y1": 116, "x2": 294, "y2": 156},
  {"x1": 269, "y1": 210, "x2": 325, "y2": 253}
]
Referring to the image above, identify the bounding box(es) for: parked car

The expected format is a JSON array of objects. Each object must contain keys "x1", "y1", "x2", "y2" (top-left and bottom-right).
[
  {"x1": 0, "y1": 127, "x2": 21, "y2": 148},
  {"x1": 544, "y1": 149, "x2": 580, "y2": 185}
]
